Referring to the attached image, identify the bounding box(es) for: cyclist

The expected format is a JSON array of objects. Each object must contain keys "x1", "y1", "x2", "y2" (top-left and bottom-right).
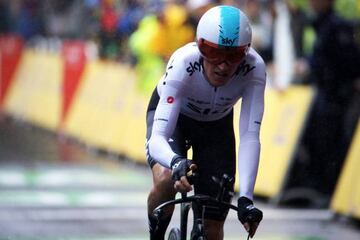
[{"x1": 146, "y1": 5, "x2": 265, "y2": 240}]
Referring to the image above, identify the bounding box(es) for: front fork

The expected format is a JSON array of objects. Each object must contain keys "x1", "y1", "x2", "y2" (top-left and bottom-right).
[
  {"x1": 190, "y1": 201, "x2": 206, "y2": 240},
  {"x1": 180, "y1": 193, "x2": 191, "y2": 240},
  {"x1": 180, "y1": 194, "x2": 206, "y2": 240},
  {"x1": 191, "y1": 218, "x2": 205, "y2": 240}
]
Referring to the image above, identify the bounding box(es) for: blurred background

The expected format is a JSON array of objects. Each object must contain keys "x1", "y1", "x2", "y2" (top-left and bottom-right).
[{"x1": 0, "y1": 0, "x2": 360, "y2": 239}]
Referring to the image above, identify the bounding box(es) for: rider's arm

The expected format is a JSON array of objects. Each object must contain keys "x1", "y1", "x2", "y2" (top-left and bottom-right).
[
  {"x1": 238, "y1": 67, "x2": 266, "y2": 200},
  {"x1": 147, "y1": 48, "x2": 189, "y2": 169},
  {"x1": 148, "y1": 81, "x2": 184, "y2": 168}
]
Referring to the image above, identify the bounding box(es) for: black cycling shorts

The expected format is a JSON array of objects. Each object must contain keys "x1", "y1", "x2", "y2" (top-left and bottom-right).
[{"x1": 146, "y1": 89, "x2": 236, "y2": 221}]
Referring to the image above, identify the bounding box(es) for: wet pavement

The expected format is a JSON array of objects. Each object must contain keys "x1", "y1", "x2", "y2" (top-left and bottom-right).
[{"x1": 0, "y1": 116, "x2": 359, "y2": 240}]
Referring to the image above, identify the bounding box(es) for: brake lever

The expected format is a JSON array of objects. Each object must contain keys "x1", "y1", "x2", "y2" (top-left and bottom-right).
[
  {"x1": 212, "y1": 176, "x2": 220, "y2": 184},
  {"x1": 214, "y1": 174, "x2": 236, "y2": 201},
  {"x1": 186, "y1": 171, "x2": 198, "y2": 185},
  {"x1": 153, "y1": 208, "x2": 163, "y2": 219}
]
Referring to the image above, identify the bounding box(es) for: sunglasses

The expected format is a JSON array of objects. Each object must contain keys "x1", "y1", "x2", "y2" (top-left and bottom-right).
[{"x1": 197, "y1": 38, "x2": 249, "y2": 65}]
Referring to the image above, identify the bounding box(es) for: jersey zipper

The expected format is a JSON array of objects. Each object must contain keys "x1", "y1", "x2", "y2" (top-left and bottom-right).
[
  {"x1": 201, "y1": 87, "x2": 217, "y2": 118},
  {"x1": 209, "y1": 87, "x2": 218, "y2": 116}
]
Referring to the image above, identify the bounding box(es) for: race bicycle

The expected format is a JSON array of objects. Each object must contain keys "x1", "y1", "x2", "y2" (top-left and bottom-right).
[{"x1": 153, "y1": 174, "x2": 252, "y2": 240}]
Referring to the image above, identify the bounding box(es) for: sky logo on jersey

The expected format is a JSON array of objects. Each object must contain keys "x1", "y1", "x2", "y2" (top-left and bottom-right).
[
  {"x1": 236, "y1": 60, "x2": 256, "y2": 76},
  {"x1": 186, "y1": 61, "x2": 201, "y2": 76},
  {"x1": 167, "y1": 96, "x2": 174, "y2": 104},
  {"x1": 218, "y1": 6, "x2": 240, "y2": 47}
]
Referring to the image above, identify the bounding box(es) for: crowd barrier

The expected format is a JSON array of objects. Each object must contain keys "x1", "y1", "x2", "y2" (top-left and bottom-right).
[
  {"x1": 1, "y1": 36, "x2": 359, "y2": 219},
  {"x1": 4, "y1": 49, "x2": 63, "y2": 130},
  {"x1": 251, "y1": 86, "x2": 314, "y2": 199},
  {"x1": 331, "y1": 120, "x2": 360, "y2": 219},
  {"x1": 63, "y1": 60, "x2": 148, "y2": 162},
  {"x1": 233, "y1": 86, "x2": 315, "y2": 200},
  {"x1": 61, "y1": 41, "x2": 87, "y2": 127},
  {"x1": 0, "y1": 34, "x2": 23, "y2": 109}
]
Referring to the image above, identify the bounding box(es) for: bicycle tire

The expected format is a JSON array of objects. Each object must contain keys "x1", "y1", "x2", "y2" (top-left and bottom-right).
[
  {"x1": 192, "y1": 236, "x2": 207, "y2": 240},
  {"x1": 168, "y1": 227, "x2": 181, "y2": 240},
  {"x1": 193, "y1": 237, "x2": 202, "y2": 240}
]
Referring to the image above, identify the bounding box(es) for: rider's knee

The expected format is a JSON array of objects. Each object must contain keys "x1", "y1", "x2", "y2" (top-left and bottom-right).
[
  {"x1": 204, "y1": 219, "x2": 224, "y2": 240},
  {"x1": 152, "y1": 166, "x2": 174, "y2": 193},
  {"x1": 204, "y1": 219, "x2": 224, "y2": 228}
]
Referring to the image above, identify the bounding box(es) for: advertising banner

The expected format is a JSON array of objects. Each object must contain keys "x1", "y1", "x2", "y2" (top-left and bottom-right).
[
  {"x1": 0, "y1": 34, "x2": 23, "y2": 108},
  {"x1": 331, "y1": 120, "x2": 360, "y2": 219},
  {"x1": 234, "y1": 86, "x2": 315, "y2": 198},
  {"x1": 61, "y1": 41, "x2": 86, "y2": 128},
  {"x1": 4, "y1": 50, "x2": 63, "y2": 130},
  {"x1": 64, "y1": 61, "x2": 147, "y2": 162}
]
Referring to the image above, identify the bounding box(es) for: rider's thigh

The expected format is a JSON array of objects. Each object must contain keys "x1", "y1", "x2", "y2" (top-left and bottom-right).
[
  {"x1": 204, "y1": 219, "x2": 224, "y2": 240},
  {"x1": 148, "y1": 164, "x2": 176, "y2": 213},
  {"x1": 151, "y1": 163, "x2": 174, "y2": 193}
]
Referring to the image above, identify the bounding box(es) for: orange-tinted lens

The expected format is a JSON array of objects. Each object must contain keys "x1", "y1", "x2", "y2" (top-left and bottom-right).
[{"x1": 198, "y1": 39, "x2": 248, "y2": 64}]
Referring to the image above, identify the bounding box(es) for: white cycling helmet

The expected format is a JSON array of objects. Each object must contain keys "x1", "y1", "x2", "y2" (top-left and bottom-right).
[{"x1": 196, "y1": 5, "x2": 252, "y2": 63}]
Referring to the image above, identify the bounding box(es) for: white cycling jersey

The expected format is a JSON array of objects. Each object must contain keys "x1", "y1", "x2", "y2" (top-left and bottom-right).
[{"x1": 148, "y1": 42, "x2": 266, "y2": 199}]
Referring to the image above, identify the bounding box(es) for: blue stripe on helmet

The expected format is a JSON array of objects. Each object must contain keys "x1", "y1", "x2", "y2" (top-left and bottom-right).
[{"x1": 218, "y1": 6, "x2": 240, "y2": 46}]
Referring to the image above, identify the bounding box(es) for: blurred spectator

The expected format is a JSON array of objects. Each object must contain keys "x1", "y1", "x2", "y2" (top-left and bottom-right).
[
  {"x1": 286, "y1": 0, "x2": 311, "y2": 84},
  {"x1": 220, "y1": 0, "x2": 242, "y2": 8},
  {"x1": 186, "y1": 0, "x2": 214, "y2": 30},
  {"x1": 149, "y1": 2, "x2": 194, "y2": 60},
  {"x1": 129, "y1": 5, "x2": 166, "y2": 95},
  {"x1": 271, "y1": 0, "x2": 296, "y2": 90},
  {"x1": 44, "y1": 0, "x2": 88, "y2": 39},
  {"x1": 14, "y1": 0, "x2": 45, "y2": 40},
  {"x1": 287, "y1": 0, "x2": 308, "y2": 61},
  {"x1": 117, "y1": 0, "x2": 145, "y2": 62},
  {"x1": 82, "y1": 0, "x2": 101, "y2": 40},
  {"x1": 117, "y1": 0, "x2": 145, "y2": 64},
  {"x1": 117, "y1": 0, "x2": 145, "y2": 38},
  {"x1": 243, "y1": 0, "x2": 298, "y2": 90},
  {"x1": 0, "y1": 0, "x2": 11, "y2": 33},
  {"x1": 244, "y1": 0, "x2": 274, "y2": 63},
  {"x1": 98, "y1": 0, "x2": 120, "y2": 60},
  {"x1": 335, "y1": 0, "x2": 360, "y2": 20},
  {"x1": 294, "y1": 0, "x2": 360, "y2": 206},
  {"x1": 129, "y1": 0, "x2": 195, "y2": 95}
]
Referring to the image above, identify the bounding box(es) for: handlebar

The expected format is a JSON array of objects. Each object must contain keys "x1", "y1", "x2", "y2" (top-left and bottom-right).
[
  {"x1": 153, "y1": 194, "x2": 239, "y2": 217},
  {"x1": 153, "y1": 173, "x2": 237, "y2": 217},
  {"x1": 153, "y1": 174, "x2": 255, "y2": 240}
]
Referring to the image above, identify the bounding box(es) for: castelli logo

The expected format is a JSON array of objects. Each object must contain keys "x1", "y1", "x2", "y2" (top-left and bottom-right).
[{"x1": 167, "y1": 96, "x2": 174, "y2": 104}]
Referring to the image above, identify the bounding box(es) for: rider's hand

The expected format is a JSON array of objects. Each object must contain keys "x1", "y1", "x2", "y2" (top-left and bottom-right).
[
  {"x1": 170, "y1": 156, "x2": 197, "y2": 193},
  {"x1": 237, "y1": 196, "x2": 263, "y2": 238}
]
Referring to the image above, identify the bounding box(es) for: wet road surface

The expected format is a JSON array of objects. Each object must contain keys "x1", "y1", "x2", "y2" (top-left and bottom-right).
[{"x1": 0, "y1": 116, "x2": 359, "y2": 240}]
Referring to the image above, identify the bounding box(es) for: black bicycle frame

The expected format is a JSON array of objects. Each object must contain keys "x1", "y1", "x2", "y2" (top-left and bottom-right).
[
  {"x1": 153, "y1": 174, "x2": 241, "y2": 240},
  {"x1": 180, "y1": 193, "x2": 191, "y2": 240}
]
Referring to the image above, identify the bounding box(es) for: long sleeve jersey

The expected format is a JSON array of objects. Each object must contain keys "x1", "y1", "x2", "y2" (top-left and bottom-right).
[{"x1": 148, "y1": 42, "x2": 266, "y2": 200}]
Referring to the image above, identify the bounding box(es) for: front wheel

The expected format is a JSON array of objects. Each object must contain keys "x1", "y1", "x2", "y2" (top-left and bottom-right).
[
  {"x1": 168, "y1": 228, "x2": 181, "y2": 240},
  {"x1": 195, "y1": 236, "x2": 207, "y2": 240}
]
